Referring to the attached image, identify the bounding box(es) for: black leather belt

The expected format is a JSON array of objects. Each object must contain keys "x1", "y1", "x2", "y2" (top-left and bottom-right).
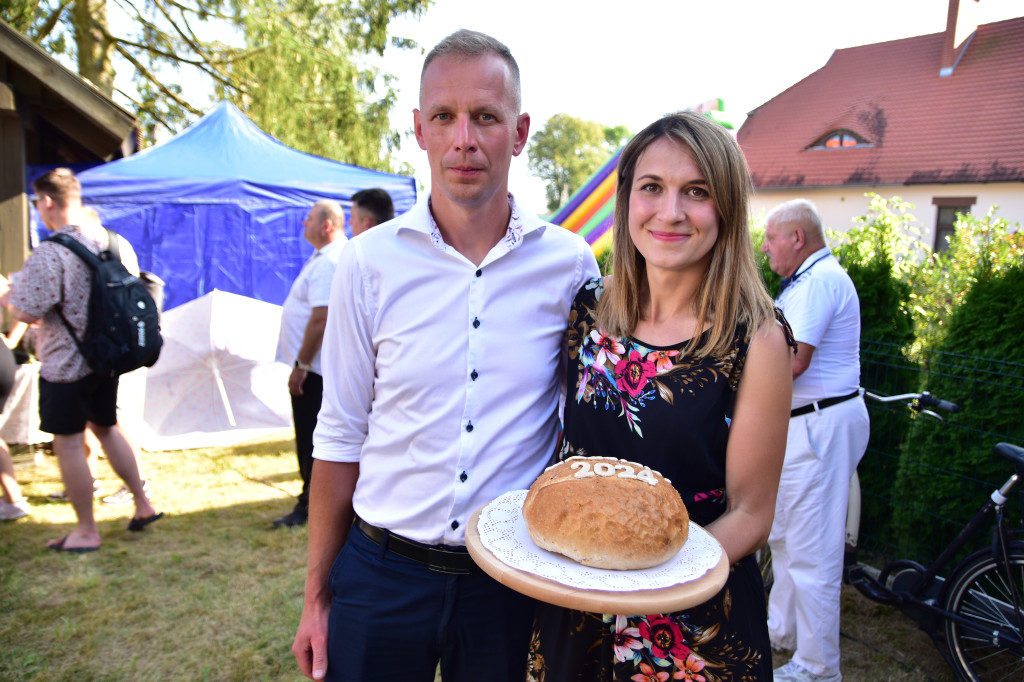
[
  {"x1": 791, "y1": 390, "x2": 861, "y2": 417},
  {"x1": 355, "y1": 517, "x2": 477, "y2": 575}
]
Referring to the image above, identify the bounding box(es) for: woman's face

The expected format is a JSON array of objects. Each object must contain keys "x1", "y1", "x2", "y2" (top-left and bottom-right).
[{"x1": 627, "y1": 136, "x2": 720, "y2": 278}]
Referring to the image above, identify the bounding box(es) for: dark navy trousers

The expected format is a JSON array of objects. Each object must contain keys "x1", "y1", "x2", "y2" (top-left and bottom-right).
[{"x1": 325, "y1": 522, "x2": 535, "y2": 681}]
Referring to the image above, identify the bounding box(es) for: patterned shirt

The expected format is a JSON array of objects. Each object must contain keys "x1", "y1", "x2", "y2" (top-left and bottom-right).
[{"x1": 11, "y1": 223, "x2": 139, "y2": 383}]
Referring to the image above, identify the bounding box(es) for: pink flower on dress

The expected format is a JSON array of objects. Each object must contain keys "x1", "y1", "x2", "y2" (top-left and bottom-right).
[
  {"x1": 646, "y1": 349, "x2": 679, "y2": 373},
  {"x1": 671, "y1": 653, "x2": 707, "y2": 681},
  {"x1": 631, "y1": 662, "x2": 670, "y2": 682},
  {"x1": 612, "y1": 614, "x2": 644, "y2": 662},
  {"x1": 615, "y1": 350, "x2": 658, "y2": 397},
  {"x1": 640, "y1": 615, "x2": 691, "y2": 661},
  {"x1": 590, "y1": 330, "x2": 625, "y2": 366}
]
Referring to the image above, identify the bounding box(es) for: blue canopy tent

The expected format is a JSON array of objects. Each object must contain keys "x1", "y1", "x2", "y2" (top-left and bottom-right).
[{"x1": 71, "y1": 101, "x2": 417, "y2": 311}]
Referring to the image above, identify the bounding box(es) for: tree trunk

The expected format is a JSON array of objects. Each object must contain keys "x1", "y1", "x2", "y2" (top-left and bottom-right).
[{"x1": 72, "y1": 0, "x2": 115, "y2": 96}]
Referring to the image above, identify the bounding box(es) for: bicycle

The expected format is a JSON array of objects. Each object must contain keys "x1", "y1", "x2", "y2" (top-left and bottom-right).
[
  {"x1": 758, "y1": 390, "x2": 1024, "y2": 681},
  {"x1": 847, "y1": 393, "x2": 1024, "y2": 681}
]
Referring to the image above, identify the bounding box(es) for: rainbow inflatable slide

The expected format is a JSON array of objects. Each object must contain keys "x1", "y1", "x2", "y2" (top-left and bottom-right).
[{"x1": 549, "y1": 148, "x2": 621, "y2": 257}]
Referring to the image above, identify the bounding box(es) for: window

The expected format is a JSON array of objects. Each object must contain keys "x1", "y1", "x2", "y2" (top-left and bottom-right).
[
  {"x1": 808, "y1": 130, "x2": 872, "y2": 150},
  {"x1": 932, "y1": 197, "x2": 976, "y2": 252}
]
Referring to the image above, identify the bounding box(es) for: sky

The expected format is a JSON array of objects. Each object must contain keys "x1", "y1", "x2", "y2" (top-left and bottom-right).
[{"x1": 374, "y1": 0, "x2": 1023, "y2": 215}]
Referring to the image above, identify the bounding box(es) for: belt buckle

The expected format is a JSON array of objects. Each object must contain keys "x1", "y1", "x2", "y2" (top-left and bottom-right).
[{"x1": 426, "y1": 547, "x2": 473, "y2": 575}]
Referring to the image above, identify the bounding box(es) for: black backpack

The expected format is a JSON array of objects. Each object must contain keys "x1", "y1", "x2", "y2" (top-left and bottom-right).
[{"x1": 46, "y1": 228, "x2": 163, "y2": 377}]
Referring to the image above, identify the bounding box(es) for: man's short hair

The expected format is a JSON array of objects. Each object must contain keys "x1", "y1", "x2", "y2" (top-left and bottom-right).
[
  {"x1": 351, "y1": 189, "x2": 395, "y2": 226},
  {"x1": 32, "y1": 168, "x2": 81, "y2": 209},
  {"x1": 766, "y1": 198, "x2": 825, "y2": 242},
  {"x1": 420, "y1": 29, "x2": 522, "y2": 113},
  {"x1": 316, "y1": 199, "x2": 345, "y2": 226}
]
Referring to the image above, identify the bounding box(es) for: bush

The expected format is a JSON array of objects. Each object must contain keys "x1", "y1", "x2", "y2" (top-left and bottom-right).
[
  {"x1": 909, "y1": 208, "x2": 1024, "y2": 354},
  {"x1": 891, "y1": 265, "x2": 1024, "y2": 561},
  {"x1": 750, "y1": 223, "x2": 780, "y2": 296}
]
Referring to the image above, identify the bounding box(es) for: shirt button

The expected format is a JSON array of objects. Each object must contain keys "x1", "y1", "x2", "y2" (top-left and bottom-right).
[
  {"x1": 470, "y1": 370, "x2": 478, "y2": 381},
  {"x1": 451, "y1": 520, "x2": 460, "y2": 530},
  {"x1": 460, "y1": 471, "x2": 468, "y2": 482},
  {"x1": 466, "y1": 422, "x2": 473, "y2": 432},
  {"x1": 475, "y1": 269, "x2": 482, "y2": 277},
  {"x1": 472, "y1": 318, "x2": 480, "y2": 328}
]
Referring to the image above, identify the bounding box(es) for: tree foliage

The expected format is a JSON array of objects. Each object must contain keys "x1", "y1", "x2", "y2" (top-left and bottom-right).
[
  {"x1": 908, "y1": 207, "x2": 1024, "y2": 353},
  {"x1": 528, "y1": 113, "x2": 629, "y2": 213},
  {"x1": 3, "y1": 0, "x2": 430, "y2": 169},
  {"x1": 830, "y1": 193, "x2": 919, "y2": 346}
]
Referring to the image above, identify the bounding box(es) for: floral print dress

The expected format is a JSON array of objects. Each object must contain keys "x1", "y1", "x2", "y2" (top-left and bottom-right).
[{"x1": 528, "y1": 279, "x2": 791, "y2": 682}]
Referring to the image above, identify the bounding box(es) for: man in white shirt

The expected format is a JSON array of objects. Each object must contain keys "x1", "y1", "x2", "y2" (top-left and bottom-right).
[
  {"x1": 272, "y1": 200, "x2": 347, "y2": 527},
  {"x1": 761, "y1": 199, "x2": 870, "y2": 682},
  {"x1": 347, "y1": 188, "x2": 394, "y2": 237},
  {"x1": 291, "y1": 29, "x2": 600, "y2": 682}
]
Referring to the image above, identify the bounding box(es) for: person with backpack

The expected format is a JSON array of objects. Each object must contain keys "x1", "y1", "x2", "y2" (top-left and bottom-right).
[{"x1": 6, "y1": 168, "x2": 163, "y2": 552}]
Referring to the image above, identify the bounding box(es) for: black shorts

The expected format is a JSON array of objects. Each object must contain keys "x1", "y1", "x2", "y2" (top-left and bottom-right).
[{"x1": 39, "y1": 373, "x2": 119, "y2": 435}]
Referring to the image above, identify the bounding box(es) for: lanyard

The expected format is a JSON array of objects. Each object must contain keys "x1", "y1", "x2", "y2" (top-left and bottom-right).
[{"x1": 779, "y1": 253, "x2": 829, "y2": 294}]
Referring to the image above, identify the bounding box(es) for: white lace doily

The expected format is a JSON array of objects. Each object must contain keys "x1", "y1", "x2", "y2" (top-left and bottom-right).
[{"x1": 477, "y1": 490, "x2": 723, "y2": 592}]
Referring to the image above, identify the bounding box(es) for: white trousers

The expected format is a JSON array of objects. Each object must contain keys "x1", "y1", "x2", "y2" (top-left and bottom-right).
[{"x1": 767, "y1": 397, "x2": 869, "y2": 677}]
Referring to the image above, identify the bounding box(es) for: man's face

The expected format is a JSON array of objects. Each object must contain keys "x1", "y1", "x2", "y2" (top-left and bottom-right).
[
  {"x1": 348, "y1": 205, "x2": 373, "y2": 237},
  {"x1": 302, "y1": 206, "x2": 324, "y2": 247},
  {"x1": 761, "y1": 218, "x2": 802, "y2": 277},
  {"x1": 413, "y1": 54, "x2": 529, "y2": 211}
]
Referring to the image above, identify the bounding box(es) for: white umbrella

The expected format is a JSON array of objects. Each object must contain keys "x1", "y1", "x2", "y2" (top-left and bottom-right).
[{"x1": 140, "y1": 290, "x2": 292, "y2": 451}]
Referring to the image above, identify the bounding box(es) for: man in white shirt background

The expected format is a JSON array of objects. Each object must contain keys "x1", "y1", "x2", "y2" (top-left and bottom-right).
[
  {"x1": 761, "y1": 198, "x2": 870, "y2": 682},
  {"x1": 291, "y1": 29, "x2": 600, "y2": 682},
  {"x1": 272, "y1": 200, "x2": 346, "y2": 528},
  {"x1": 347, "y1": 188, "x2": 394, "y2": 237}
]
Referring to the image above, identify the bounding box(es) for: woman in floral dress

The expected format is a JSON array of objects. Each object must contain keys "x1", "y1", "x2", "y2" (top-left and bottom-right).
[{"x1": 528, "y1": 111, "x2": 795, "y2": 681}]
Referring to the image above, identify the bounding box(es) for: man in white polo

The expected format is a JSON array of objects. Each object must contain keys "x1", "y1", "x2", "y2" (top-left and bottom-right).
[
  {"x1": 762, "y1": 198, "x2": 870, "y2": 682},
  {"x1": 272, "y1": 200, "x2": 346, "y2": 528}
]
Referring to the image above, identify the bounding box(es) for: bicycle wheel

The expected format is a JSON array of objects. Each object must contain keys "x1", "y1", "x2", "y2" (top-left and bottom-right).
[{"x1": 942, "y1": 548, "x2": 1024, "y2": 681}]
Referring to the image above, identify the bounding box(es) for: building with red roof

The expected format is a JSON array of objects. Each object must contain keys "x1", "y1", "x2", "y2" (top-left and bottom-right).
[{"x1": 738, "y1": 0, "x2": 1023, "y2": 249}]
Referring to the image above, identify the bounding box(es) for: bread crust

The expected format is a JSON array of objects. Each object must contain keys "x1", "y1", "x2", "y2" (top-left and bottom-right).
[{"x1": 522, "y1": 456, "x2": 689, "y2": 570}]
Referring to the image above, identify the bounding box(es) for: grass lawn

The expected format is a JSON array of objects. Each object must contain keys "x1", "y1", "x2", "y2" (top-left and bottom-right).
[
  {"x1": 2, "y1": 434, "x2": 955, "y2": 681},
  {"x1": 1, "y1": 434, "x2": 309, "y2": 681}
]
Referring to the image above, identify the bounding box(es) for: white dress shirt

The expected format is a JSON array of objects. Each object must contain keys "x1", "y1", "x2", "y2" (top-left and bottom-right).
[
  {"x1": 275, "y1": 238, "x2": 345, "y2": 375},
  {"x1": 313, "y1": 194, "x2": 600, "y2": 545},
  {"x1": 776, "y1": 246, "x2": 862, "y2": 407}
]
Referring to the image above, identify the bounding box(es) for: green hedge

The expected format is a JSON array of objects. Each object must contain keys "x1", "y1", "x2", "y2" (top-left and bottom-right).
[{"x1": 890, "y1": 266, "x2": 1024, "y2": 560}]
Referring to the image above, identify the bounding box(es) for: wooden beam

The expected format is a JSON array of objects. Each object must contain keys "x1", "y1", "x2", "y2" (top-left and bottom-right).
[
  {"x1": 0, "y1": 81, "x2": 29, "y2": 277},
  {"x1": 0, "y1": 21, "x2": 134, "y2": 148}
]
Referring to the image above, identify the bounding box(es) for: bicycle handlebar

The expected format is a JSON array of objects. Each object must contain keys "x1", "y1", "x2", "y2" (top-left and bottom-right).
[
  {"x1": 916, "y1": 392, "x2": 961, "y2": 414},
  {"x1": 864, "y1": 390, "x2": 961, "y2": 414}
]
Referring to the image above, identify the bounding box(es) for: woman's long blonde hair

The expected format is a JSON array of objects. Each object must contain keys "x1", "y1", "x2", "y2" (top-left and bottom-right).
[{"x1": 596, "y1": 111, "x2": 775, "y2": 356}]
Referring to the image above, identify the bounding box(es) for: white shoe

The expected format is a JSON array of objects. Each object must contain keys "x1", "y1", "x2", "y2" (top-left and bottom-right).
[
  {"x1": 773, "y1": 660, "x2": 841, "y2": 682},
  {"x1": 0, "y1": 499, "x2": 31, "y2": 521},
  {"x1": 102, "y1": 479, "x2": 152, "y2": 505}
]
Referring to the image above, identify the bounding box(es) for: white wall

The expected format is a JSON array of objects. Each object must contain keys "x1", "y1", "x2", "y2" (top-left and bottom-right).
[{"x1": 750, "y1": 183, "x2": 1024, "y2": 248}]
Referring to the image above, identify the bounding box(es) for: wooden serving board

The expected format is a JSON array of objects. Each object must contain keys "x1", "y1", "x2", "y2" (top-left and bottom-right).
[{"x1": 466, "y1": 507, "x2": 729, "y2": 614}]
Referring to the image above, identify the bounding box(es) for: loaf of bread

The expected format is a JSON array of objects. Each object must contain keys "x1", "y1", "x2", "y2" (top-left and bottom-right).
[{"x1": 522, "y1": 456, "x2": 689, "y2": 570}]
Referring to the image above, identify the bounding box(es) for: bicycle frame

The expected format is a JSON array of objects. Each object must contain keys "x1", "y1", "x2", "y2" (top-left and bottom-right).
[{"x1": 848, "y1": 441, "x2": 1024, "y2": 672}]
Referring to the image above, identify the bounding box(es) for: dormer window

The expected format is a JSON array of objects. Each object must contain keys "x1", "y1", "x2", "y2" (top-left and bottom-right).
[{"x1": 808, "y1": 130, "x2": 872, "y2": 150}]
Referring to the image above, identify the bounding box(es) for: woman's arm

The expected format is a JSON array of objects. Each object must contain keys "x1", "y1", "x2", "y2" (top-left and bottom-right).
[{"x1": 705, "y1": 320, "x2": 793, "y2": 564}]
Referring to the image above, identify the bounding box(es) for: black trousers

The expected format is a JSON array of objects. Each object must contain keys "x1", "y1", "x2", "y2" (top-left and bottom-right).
[{"x1": 290, "y1": 371, "x2": 323, "y2": 515}]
